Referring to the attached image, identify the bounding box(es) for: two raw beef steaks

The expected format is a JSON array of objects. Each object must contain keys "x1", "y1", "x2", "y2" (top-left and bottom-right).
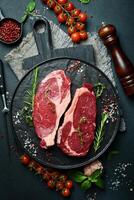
[{"x1": 33, "y1": 70, "x2": 96, "y2": 157}]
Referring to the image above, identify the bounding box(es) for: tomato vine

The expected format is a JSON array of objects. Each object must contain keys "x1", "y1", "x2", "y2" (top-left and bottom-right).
[{"x1": 42, "y1": 0, "x2": 91, "y2": 43}]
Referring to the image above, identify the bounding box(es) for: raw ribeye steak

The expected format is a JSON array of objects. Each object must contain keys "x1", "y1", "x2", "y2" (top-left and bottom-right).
[
  {"x1": 32, "y1": 70, "x2": 71, "y2": 149},
  {"x1": 57, "y1": 83, "x2": 96, "y2": 157}
]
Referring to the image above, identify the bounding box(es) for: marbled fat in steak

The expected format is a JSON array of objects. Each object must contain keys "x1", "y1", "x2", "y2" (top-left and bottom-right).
[
  {"x1": 57, "y1": 83, "x2": 96, "y2": 157},
  {"x1": 32, "y1": 70, "x2": 71, "y2": 149}
]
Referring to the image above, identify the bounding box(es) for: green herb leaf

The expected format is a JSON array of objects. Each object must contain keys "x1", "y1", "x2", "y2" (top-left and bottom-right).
[
  {"x1": 70, "y1": 170, "x2": 83, "y2": 176},
  {"x1": 21, "y1": 67, "x2": 39, "y2": 126},
  {"x1": 21, "y1": 0, "x2": 36, "y2": 23},
  {"x1": 90, "y1": 169, "x2": 102, "y2": 182},
  {"x1": 81, "y1": 180, "x2": 92, "y2": 190},
  {"x1": 71, "y1": 168, "x2": 104, "y2": 190},
  {"x1": 93, "y1": 112, "x2": 109, "y2": 152},
  {"x1": 21, "y1": 14, "x2": 28, "y2": 23},
  {"x1": 94, "y1": 178, "x2": 104, "y2": 189},
  {"x1": 26, "y1": 0, "x2": 36, "y2": 13},
  {"x1": 25, "y1": 115, "x2": 33, "y2": 126},
  {"x1": 107, "y1": 150, "x2": 119, "y2": 160},
  {"x1": 32, "y1": 67, "x2": 39, "y2": 108},
  {"x1": 79, "y1": 0, "x2": 91, "y2": 4},
  {"x1": 94, "y1": 82, "x2": 105, "y2": 98},
  {"x1": 71, "y1": 171, "x2": 87, "y2": 183}
]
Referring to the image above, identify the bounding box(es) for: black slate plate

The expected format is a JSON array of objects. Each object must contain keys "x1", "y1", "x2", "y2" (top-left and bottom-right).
[{"x1": 11, "y1": 57, "x2": 120, "y2": 169}]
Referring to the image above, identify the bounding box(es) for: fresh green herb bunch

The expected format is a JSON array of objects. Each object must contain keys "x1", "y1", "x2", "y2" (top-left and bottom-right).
[{"x1": 71, "y1": 169, "x2": 104, "y2": 190}]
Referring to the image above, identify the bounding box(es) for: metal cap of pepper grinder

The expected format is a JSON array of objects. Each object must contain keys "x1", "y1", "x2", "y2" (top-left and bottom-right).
[{"x1": 98, "y1": 22, "x2": 134, "y2": 96}]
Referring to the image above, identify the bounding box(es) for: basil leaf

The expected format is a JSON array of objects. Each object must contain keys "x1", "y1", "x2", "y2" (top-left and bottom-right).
[
  {"x1": 90, "y1": 169, "x2": 102, "y2": 182},
  {"x1": 71, "y1": 171, "x2": 87, "y2": 183},
  {"x1": 81, "y1": 180, "x2": 92, "y2": 190},
  {"x1": 71, "y1": 171, "x2": 83, "y2": 176},
  {"x1": 107, "y1": 150, "x2": 119, "y2": 160},
  {"x1": 26, "y1": 0, "x2": 36, "y2": 13},
  {"x1": 21, "y1": 0, "x2": 36, "y2": 23},
  {"x1": 79, "y1": 0, "x2": 91, "y2": 4},
  {"x1": 74, "y1": 175, "x2": 87, "y2": 183},
  {"x1": 95, "y1": 178, "x2": 104, "y2": 189}
]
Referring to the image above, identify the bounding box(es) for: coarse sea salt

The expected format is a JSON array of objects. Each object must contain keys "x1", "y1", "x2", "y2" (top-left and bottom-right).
[
  {"x1": 13, "y1": 111, "x2": 21, "y2": 124},
  {"x1": 23, "y1": 136, "x2": 38, "y2": 157},
  {"x1": 86, "y1": 192, "x2": 97, "y2": 200},
  {"x1": 107, "y1": 162, "x2": 133, "y2": 191},
  {"x1": 102, "y1": 97, "x2": 119, "y2": 122},
  {"x1": 13, "y1": 110, "x2": 38, "y2": 157}
]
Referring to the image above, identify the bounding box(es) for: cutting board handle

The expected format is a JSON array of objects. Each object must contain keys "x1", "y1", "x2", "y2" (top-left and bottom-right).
[
  {"x1": 32, "y1": 17, "x2": 53, "y2": 59},
  {"x1": 0, "y1": 8, "x2": 5, "y2": 20}
]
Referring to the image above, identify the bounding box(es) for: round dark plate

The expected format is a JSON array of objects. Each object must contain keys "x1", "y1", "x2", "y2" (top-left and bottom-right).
[{"x1": 11, "y1": 57, "x2": 120, "y2": 169}]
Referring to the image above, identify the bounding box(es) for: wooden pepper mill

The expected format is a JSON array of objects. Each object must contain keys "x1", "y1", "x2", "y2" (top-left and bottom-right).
[{"x1": 98, "y1": 23, "x2": 134, "y2": 96}]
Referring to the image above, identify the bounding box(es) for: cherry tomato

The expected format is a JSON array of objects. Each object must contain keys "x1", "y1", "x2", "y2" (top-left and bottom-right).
[
  {"x1": 65, "y1": 180, "x2": 73, "y2": 189},
  {"x1": 65, "y1": 2, "x2": 75, "y2": 12},
  {"x1": 51, "y1": 171, "x2": 60, "y2": 180},
  {"x1": 78, "y1": 12, "x2": 88, "y2": 23},
  {"x1": 58, "y1": 0, "x2": 68, "y2": 4},
  {"x1": 76, "y1": 22, "x2": 85, "y2": 31},
  {"x1": 47, "y1": 179, "x2": 56, "y2": 189},
  {"x1": 47, "y1": 0, "x2": 56, "y2": 9},
  {"x1": 59, "y1": 174, "x2": 68, "y2": 182},
  {"x1": 79, "y1": 31, "x2": 88, "y2": 40},
  {"x1": 54, "y1": 4, "x2": 62, "y2": 15},
  {"x1": 71, "y1": 32, "x2": 81, "y2": 43},
  {"x1": 35, "y1": 165, "x2": 44, "y2": 175},
  {"x1": 61, "y1": 188, "x2": 71, "y2": 197},
  {"x1": 57, "y1": 13, "x2": 67, "y2": 23},
  {"x1": 20, "y1": 154, "x2": 31, "y2": 165},
  {"x1": 67, "y1": 26, "x2": 77, "y2": 35},
  {"x1": 71, "y1": 9, "x2": 81, "y2": 17},
  {"x1": 28, "y1": 160, "x2": 38, "y2": 170},
  {"x1": 42, "y1": 172, "x2": 51, "y2": 181},
  {"x1": 66, "y1": 17, "x2": 75, "y2": 26},
  {"x1": 56, "y1": 181, "x2": 65, "y2": 191}
]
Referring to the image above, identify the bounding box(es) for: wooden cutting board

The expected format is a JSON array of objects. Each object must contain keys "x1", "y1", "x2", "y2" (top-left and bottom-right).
[{"x1": 22, "y1": 17, "x2": 95, "y2": 70}]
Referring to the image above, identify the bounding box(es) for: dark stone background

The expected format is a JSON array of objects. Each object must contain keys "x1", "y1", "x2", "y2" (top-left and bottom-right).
[{"x1": 0, "y1": 0, "x2": 134, "y2": 199}]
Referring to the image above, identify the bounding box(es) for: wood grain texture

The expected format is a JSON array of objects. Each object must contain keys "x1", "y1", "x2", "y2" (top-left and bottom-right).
[{"x1": 98, "y1": 24, "x2": 134, "y2": 96}]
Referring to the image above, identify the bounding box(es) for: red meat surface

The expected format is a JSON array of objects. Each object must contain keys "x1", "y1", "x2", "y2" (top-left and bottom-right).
[
  {"x1": 32, "y1": 70, "x2": 71, "y2": 149},
  {"x1": 57, "y1": 83, "x2": 96, "y2": 157}
]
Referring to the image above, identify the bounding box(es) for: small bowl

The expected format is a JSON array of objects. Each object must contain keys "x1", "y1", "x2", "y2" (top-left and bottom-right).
[{"x1": 0, "y1": 8, "x2": 23, "y2": 45}]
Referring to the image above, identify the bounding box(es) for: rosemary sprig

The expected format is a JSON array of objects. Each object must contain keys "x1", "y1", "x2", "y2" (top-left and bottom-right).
[
  {"x1": 21, "y1": 67, "x2": 39, "y2": 126},
  {"x1": 94, "y1": 82, "x2": 105, "y2": 98},
  {"x1": 94, "y1": 112, "x2": 109, "y2": 152},
  {"x1": 32, "y1": 67, "x2": 39, "y2": 108}
]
